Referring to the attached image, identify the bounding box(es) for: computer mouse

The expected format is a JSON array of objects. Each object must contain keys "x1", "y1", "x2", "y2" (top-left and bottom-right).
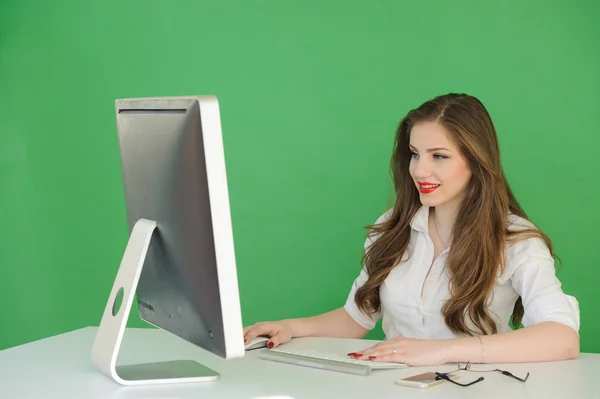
[{"x1": 245, "y1": 336, "x2": 270, "y2": 351}]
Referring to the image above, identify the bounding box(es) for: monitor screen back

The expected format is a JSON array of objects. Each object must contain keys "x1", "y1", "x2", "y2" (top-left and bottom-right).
[{"x1": 116, "y1": 99, "x2": 227, "y2": 357}]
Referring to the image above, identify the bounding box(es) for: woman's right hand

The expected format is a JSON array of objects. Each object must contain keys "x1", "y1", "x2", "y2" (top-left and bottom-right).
[{"x1": 243, "y1": 320, "x2": 293, "y2": 349}]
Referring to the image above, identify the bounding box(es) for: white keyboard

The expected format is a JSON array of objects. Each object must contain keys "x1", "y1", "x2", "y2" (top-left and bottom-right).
[{"x1": 259, "y1": 347, "x2": 409, "y2": 376}]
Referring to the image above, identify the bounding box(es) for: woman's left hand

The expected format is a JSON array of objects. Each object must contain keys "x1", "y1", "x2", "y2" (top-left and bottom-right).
[{"x1": 349, "y1": 336, "x2": 451, "y2": 366}]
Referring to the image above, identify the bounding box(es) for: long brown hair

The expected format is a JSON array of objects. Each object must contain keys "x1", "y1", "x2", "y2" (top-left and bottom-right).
[{"x1": 354, "y1": 93, "x2": 558, "y2": 336}]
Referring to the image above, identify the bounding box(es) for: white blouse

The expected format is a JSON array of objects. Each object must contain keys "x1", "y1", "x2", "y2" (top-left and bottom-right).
[{"x1": 344, "y1": 206, "x2": 580, "y2": 339}]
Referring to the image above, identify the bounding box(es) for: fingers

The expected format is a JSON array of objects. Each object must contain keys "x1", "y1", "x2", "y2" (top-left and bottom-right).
[
  {"x1": 357, "y1": 338, "x2": 403, "y2": 357},
  {"x1": 266, "y1": 332, "x2": 281, "y2": 349},
  {"x1": 364, "y1": 340, "x2": 389, "y2": 350},
  {"x1": 243, "y1": 321, "x2": 293, "y2": 349},
  {"x1": 243, "y1": 325, "x2": 261, "y2": 340},
  {"x1": 263, "y1": 326, "x2": 292, "y2": 349},
  {"x1": 244, "y1": 323, "x2": 267, "y2": 343},
  {"x1": 368, "y1": 353, "x2": 403, "y2": 363},
  {"x1": 348, "y1": 338, "x2": 406, "y2": 362},
  {"x1": 243, "y1": 322, "x2": 275, "y2": 344},
  {"x1": 350, "y1": 348, "x2": 405, "y2": 363},
  {"x1": 353, "y1": 347, "x2": 394, "y2": 360}
]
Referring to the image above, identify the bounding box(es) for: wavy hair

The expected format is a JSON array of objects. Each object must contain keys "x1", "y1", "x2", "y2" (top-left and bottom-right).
[{"x1": 354, "y1": 93, "x2": 557, "y2": 336}]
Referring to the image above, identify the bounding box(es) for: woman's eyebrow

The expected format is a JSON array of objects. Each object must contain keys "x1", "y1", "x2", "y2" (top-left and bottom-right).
[{"x1": 409, "y1": 144, "x2": 451, "y2": 153}]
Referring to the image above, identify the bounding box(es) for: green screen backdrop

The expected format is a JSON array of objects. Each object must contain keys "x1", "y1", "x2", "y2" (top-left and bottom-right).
[{"x1": 1, "y1": 0, "x2": 598, "y2": 353}]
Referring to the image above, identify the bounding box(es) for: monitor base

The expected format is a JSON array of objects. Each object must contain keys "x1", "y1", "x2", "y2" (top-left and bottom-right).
[{"x1": 90, "y1": 218, "x2": 219, "y2": 385}]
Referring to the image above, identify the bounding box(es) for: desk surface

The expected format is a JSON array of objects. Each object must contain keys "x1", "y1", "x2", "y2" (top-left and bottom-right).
[{"x1": 1, "y1": 327, "x2": 598, "y2": 399}]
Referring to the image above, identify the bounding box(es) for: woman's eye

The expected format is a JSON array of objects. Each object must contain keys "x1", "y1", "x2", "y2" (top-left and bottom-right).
[{"x1": 433, "y1": 154, "x2": 448, "y2": 160}]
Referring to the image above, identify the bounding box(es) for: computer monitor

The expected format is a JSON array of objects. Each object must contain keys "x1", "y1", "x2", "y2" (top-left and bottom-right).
[{"x1": 91, "y1": 96, "x2": 245, "y2": 386}]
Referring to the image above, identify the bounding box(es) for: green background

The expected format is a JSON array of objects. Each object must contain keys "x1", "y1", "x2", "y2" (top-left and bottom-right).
[{"x1": 1, "y1": 0, "x2": 598, "y2": 353}]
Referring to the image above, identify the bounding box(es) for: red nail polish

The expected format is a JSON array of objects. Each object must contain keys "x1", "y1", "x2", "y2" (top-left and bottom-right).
[
  {"x1": 347, "y1": 352, "x2": 357, "y2": 356},
  {"x1": 369, "y1": 356, "x2": 376, "y2": 360},
  {"x1": 267, "y1": 342, "x2": 274, "y2": 349}
]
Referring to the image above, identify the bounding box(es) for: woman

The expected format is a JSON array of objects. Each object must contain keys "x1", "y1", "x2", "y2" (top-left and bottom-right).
[{"x1": 243, "y1": 93, "x2": 580, "y2": 366}]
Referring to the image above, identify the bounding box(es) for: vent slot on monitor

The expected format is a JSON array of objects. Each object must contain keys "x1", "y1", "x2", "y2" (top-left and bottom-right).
[{"x1": 118, "y1": 109, "x2": 186, "y2": 114}]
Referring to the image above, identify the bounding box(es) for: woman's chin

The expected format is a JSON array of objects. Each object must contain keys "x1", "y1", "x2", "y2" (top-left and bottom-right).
[{"x1": 419, "y1": 195, "x2": 442, "y2": 207}]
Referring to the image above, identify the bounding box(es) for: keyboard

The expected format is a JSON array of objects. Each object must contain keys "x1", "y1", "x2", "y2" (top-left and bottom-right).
[{"x1": 258, "y1": 347, "x2": 409, "y2": 376}]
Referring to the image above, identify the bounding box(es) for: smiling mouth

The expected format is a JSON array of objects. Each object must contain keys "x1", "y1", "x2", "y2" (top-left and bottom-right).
[{"x1": 418, "y1": 183, "x2": 440, "y2": 194}]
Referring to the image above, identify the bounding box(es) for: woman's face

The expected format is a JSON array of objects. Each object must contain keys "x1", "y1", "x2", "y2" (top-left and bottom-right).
[{"x1": 408, "y1": 121, "x2": 472, "y2": 210}]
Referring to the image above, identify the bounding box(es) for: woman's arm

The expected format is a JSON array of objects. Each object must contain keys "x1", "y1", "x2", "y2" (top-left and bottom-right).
[
  {"x1": 353, "y1": 321, "x2": 579, "y2": 366},
  {"x1": 473, "y1": 248, "x2": 581, "y2": 363},
  {"x1": 281, "y1": 307, "x2": 369, "y2": 339},
  {"x1": 244, "y1": 307, "x2": 369, "y2": 348},
  {"x1": 448, "y1": 321, "x2": 579, "y2": 363},
  {"x1": 356, "y1": 248, "x2": 581, "y2": 365},
  {"x1": 444, "y1": 243, "x2": 581, "y2": 364}
]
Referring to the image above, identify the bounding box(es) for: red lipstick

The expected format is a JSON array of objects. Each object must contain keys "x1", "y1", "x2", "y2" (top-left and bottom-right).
[{"x1": 418, "y1": 182, "x2": 440, "y2": 194}]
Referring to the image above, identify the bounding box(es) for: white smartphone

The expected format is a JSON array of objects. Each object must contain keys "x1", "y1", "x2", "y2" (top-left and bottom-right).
[{"x1": 394, "y1": 372, "x2": 460, "y2": 388}]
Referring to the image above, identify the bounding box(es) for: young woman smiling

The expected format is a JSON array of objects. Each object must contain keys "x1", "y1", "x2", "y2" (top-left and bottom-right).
[{"x1": 243, "y1": 93, "x2": 580, "y2": 366}]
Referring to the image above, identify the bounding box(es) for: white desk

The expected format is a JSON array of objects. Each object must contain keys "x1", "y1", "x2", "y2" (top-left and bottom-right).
[{"x1": 1, "y1": 327, "x2": 598, "y2": 399}]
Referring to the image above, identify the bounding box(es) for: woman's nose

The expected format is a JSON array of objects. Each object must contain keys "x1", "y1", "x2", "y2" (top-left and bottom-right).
[{"x1": 413, "y1": 159, "x2": 432, "y2": 179}]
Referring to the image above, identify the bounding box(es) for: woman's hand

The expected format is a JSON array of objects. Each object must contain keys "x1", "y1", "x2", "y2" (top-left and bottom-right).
[
  {"x1": 349, "y1": 336, "x2": 452, "y2": 366},
  {"x1": 243, "y1": 321, "x2": 293, "y2": 349}
]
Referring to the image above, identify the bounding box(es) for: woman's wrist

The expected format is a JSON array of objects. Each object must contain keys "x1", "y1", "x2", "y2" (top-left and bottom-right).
[
  {"x1": 443, "y1": 336, "x2": 484, "y2": 364},
  {"x1": 477, "y1": 335, "x2": 485, "y2": 363},
  {"x1": 280, "y1": 318, "x2": 303, "y2": 338}
]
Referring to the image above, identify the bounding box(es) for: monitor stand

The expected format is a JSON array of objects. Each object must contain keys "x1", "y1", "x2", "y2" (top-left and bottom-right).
[{"x1": 90, "y1": 218, "x2": 220, "y2": 385}]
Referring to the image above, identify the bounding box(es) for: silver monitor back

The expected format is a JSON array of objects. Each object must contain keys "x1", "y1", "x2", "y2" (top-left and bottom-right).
[{"x1": 115, "y1": 96, "x2": 244, "y2": 360}]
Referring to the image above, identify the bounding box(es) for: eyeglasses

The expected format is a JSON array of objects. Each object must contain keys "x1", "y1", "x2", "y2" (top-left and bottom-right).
[{"x1": 435, "y1": 362, "x2": 530, "y2": 387}]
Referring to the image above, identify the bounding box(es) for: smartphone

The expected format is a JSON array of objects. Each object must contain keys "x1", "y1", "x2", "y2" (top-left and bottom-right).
[{"x1": 394, "y1": 372, "x2": 460, "y2": 388}]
